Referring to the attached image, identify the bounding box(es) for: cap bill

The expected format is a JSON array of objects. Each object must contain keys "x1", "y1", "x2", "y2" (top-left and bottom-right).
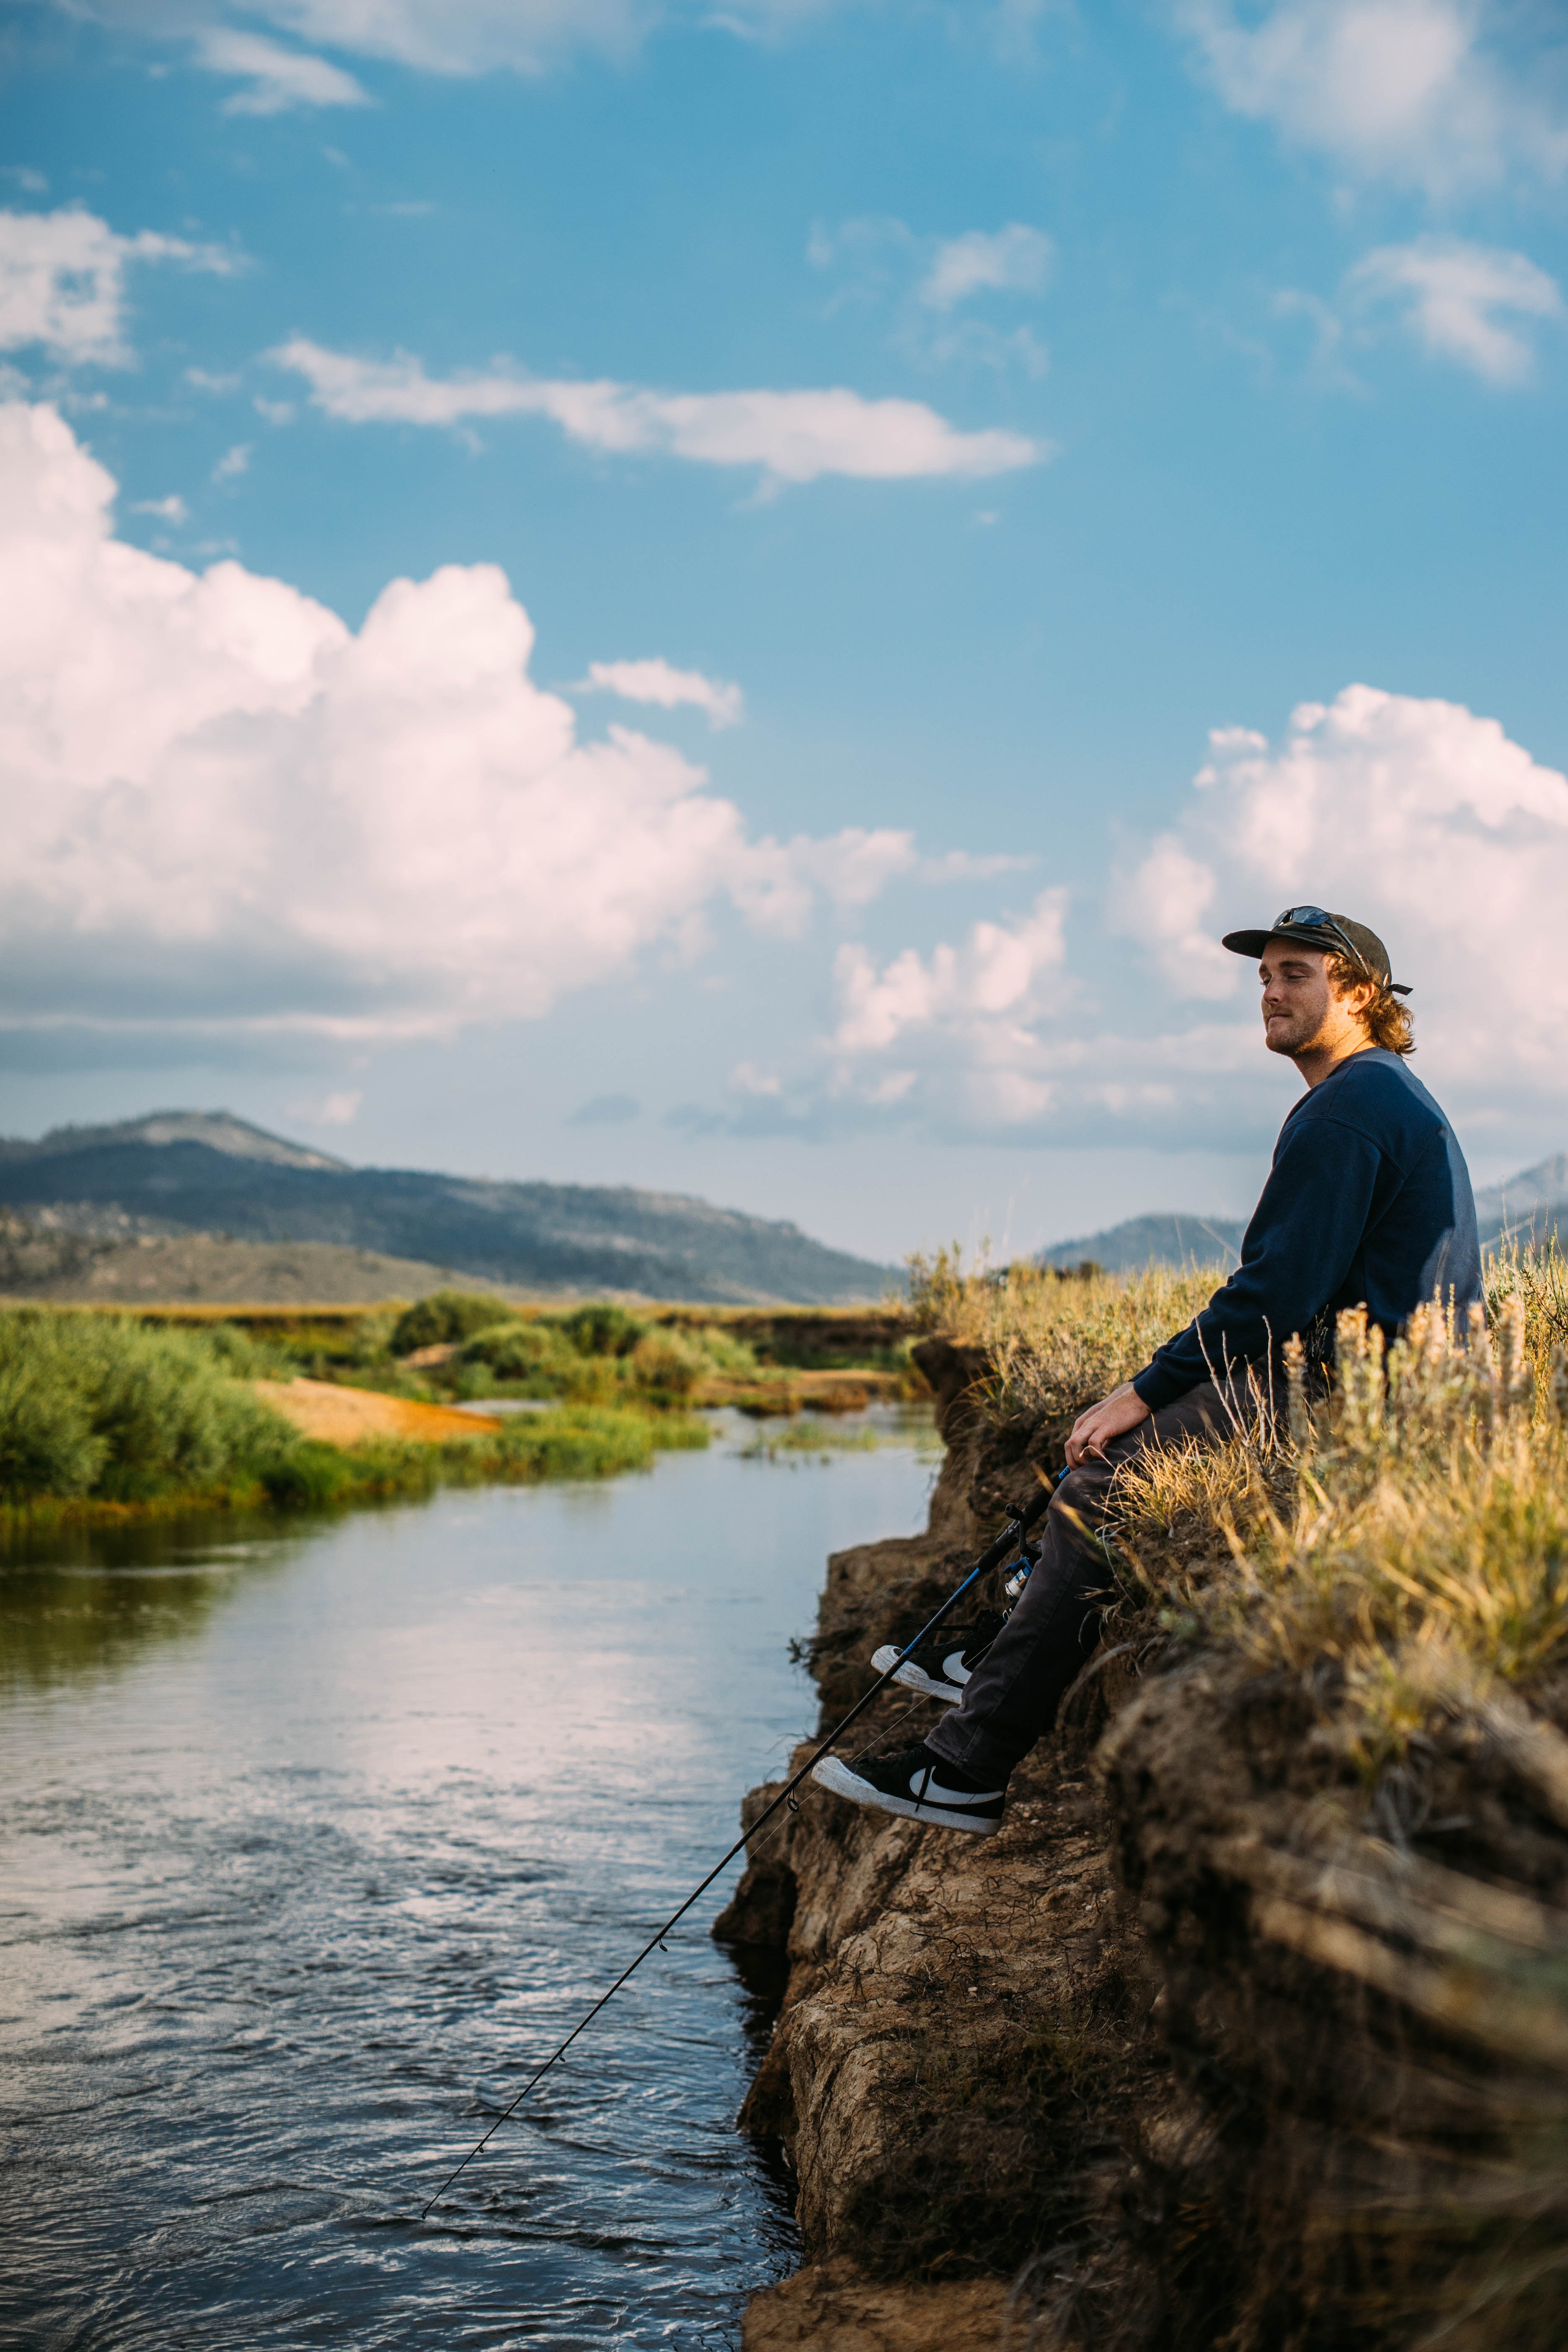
[{"x1": 1222, "y1": 928, "x2": 1286, "y2": 959}]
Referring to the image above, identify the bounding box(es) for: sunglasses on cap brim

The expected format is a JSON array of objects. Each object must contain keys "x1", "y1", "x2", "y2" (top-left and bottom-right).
[{"x1": 1271, "y1": 907, "x2": 1410, "y2": 995}]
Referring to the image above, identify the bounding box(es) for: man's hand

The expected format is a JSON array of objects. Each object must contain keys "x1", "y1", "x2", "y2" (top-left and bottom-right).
[{"x1": 1064, "y1": 1380, "x2": 1152, "y2": 1469}]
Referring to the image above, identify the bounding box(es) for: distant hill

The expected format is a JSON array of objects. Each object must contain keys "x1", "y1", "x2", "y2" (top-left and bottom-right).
[
  {"x1": 1474, "y1": 1152, "x2": 1568, "y2": 1246},
  {"x1": 1037, "y1": 1147, "x2": 1568, "y2": 1274},
  {"x1": 0, "y1": 1214, "x2": 523, "y2": 1307},
  {"x1": 1039, "y1": 1212, "x2": 1245, "y2": 1275},
  {"x1": 0, "y1": 1110, "x2": 345, "y2": 1173},
  {"x1": 0, "y1": 1111, "x2": 896, "y2": 1306}
]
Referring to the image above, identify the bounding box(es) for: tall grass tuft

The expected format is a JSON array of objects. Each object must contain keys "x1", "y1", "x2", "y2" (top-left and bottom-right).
[
  {"x1": 907, "y1": 1243, "x2": 1217, "y2": 1419},
  {"x1": 1129, "y1": 1295, "x2": 1568, "y2": 1759}
]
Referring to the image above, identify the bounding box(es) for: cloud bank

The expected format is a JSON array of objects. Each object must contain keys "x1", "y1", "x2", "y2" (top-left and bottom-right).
[
  {"x1": 0, "y1": 401, "x2": 932, "y2": 1048},
  {"x1": 8, "y1": 403, "x2": 1567, "y2": 1155},
  {"x1": 1118, "y1": 686, "x2": 1568, "y2": 1099},
  {"x1": 271, "y1": 338, "x2": 1044, "y2": 484},
  {"x1": 718, "y1": 688, "x2": 1568, "y2": 1151}
]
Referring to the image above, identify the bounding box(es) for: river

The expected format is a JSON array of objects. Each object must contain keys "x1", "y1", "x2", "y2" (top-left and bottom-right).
[{"x1": 0, "y1": 1405, "x2": 938, "y2": 2351}]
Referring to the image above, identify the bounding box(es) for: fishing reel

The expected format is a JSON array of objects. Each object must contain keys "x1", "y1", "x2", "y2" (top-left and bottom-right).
[{"x1": 1002, "y1": 1538, "x2": 1042, "y2": 1601}]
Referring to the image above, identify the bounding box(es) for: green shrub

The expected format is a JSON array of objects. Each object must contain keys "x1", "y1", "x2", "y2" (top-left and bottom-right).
[
  {"x1": 688, "y1": 1323, "x2": 759, "y2": 1377},
  {"x1": 0, "y1": 1343, "x2": 106, "y2": 1498},
  {"x1": 0, "y1": 1311, "x2": 295, "y2": 1503},
  {"x1": 628, "y1": 1328, "x2": 711, "y2": 1398},
  {"x1": 558, "y1": 1303, "x2": 649, "y2": 1359},
  {"x1": 459, "y1": 1320, "x2": 579, "y2": 1392},
  {"x1": 390, "y1": 1291, "x2": 519, "y2": 1354},
  {"x1": 259, "y1": 1437, "x2": 360, "y2": 1509},
  {"x1": 202, "y1": 1322, "x2": 296, "y2": 1380}
]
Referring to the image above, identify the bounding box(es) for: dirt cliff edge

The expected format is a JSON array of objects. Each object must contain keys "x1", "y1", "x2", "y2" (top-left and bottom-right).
[{"x1": 720, "y1": 1336, "x2": 1568, "y2": 2351}]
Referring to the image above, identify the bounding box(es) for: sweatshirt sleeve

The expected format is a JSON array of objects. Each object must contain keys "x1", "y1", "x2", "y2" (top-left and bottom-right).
[{"x1": 1129, "y1": 1112, "x2": 1382, "y2": 1412}]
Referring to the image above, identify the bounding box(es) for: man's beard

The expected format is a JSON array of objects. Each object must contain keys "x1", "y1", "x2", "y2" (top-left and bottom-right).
[{"x1": 1264, "y1": 1012, "x2": 1317, "y2": 1057}]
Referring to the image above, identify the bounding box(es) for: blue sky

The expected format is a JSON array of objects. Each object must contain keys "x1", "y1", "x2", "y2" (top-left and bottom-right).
[{"x1": 2, "y1": 2, "x2": 1567, "y2": 1261}]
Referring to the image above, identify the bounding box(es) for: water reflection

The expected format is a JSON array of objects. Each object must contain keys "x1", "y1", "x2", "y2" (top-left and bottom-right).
[
  {"x1": 0, "y1": 1406, "x2": 935, "y2": 2349},
  {"x1": 0, "y1": 1512, "x2": 305, "y2": 1690}
]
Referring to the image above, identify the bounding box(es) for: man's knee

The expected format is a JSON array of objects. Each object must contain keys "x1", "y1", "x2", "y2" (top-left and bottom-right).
[{"x1": 1046, "y1": 1462, "x2": 1110, "y2": 1545}]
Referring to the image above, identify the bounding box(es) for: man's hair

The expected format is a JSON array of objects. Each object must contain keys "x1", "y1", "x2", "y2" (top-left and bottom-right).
[{"x1": 1328, "y1": 951, "x2": 1415, "y2": 1055}]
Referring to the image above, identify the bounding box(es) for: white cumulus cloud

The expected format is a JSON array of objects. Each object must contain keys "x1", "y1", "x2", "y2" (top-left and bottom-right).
[
  {"x1": 759, "y1": 686, "x2": 1568, "y2": 1151},
  {"x1": 827, "y1": 891, "x2": 1071, "y2": 1130},
  {"x1": 1346, "y1": 236, "x2": 1563, "y2": 383},
  {"x1": 195, "y1": 30, "x2": 374, "y2": 114},
  {"x1": 920, "y1": 224, "x2": 1055, "y2": 310},
  {"x1": 1116, "y1": 683, "x2": 1568, "y2": 1107},
  {"x1": 0, "y1": 401, "x2": 959, "y2": 1048},
  {"x1": 581, "y1": 658, "x2": 744, "y2": 728},
  {"x1": 0, "y1": 207, "x2": 240, "y2": 367},
  {"x1": 270, "y1": 337, "x2": 1044, "y2": 484},
  {"x1": 1179, "y1": 0, "x2": 1568, "y2": 196}
]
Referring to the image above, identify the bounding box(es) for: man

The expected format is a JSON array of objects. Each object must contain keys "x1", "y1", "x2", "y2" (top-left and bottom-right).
[{"x1": 814, "y1": 907, "x2": 1481, "y2": 1837}]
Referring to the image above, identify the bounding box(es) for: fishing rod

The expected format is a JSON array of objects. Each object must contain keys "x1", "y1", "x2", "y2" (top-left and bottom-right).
[{"x1": 418, "y1": 1470, "x2": 1059, "y2": 2221}]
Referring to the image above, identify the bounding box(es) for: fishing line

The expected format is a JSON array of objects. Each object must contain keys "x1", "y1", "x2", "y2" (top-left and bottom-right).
[{"x1": 418, "y1": 1471, "x2": 1059, "y2": 2220}]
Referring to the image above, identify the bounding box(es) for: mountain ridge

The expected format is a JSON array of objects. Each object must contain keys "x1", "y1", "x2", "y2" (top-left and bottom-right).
[
  {"x1": 0, "y1": 1112, "x2": 896, "y2": 1305},
  {"x1": 0, "y1": 1110, "x2": 348, "y2": 1173}
]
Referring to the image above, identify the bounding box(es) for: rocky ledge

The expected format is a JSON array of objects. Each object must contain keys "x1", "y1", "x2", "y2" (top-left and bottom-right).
[{"x1": 717, "y1": 1339, "x2": 1568, "y2": 2352}]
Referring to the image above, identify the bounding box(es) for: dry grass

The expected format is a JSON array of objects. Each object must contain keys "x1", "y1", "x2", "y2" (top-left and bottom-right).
[
  {"x1": 1113, "y1": 1292, "x2": 1568, "y2": 1767},
  {"x1": 907, "y1": 1245, "x2": 1216, "y2": 1419},
  {"x1": 920, "y1": 1241, "x2": 1568, "y2": 1766}
]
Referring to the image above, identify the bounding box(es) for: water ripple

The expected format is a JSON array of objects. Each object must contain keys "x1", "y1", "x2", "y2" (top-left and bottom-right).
[{"x1": 0, "y1": 1410, "x2": 934, "y2": 2349}]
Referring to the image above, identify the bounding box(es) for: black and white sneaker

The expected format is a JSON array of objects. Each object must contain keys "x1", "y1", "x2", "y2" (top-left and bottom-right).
[
  {"x1": 870, "y1": 1610, "x2": 1005, "y2": 1703},
  {"x1": 811, "y1": 1741, "x2": 1007, "y2": 1836}
]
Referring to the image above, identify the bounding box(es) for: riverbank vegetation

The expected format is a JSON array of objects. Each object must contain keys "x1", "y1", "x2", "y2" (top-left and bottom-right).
[
  {"x1": 0, "y1": 1306, "x2": 706, "y2": 1524},
  {"x1": 80, "y1": 1290, "x2": 920, "y2": 1414}
]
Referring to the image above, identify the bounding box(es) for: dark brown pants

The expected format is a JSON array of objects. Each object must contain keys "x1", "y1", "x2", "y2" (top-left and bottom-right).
[{"x1": 924, "y1": 1372, "x2": 1263, "y2": 1786}]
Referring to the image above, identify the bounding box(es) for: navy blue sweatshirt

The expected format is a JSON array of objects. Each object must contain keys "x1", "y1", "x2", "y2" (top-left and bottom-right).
[{"x1": 1131, "y1": 1049, "x2": 1482, "y2": 1413}]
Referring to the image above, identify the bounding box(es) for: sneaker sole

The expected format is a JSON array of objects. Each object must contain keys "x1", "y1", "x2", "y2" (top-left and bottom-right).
[
  {"x1": 869, "y1": 1645, "x2": 965, "y2": 1704},
  {"x1": 811, "y1": 1753, "x2": 1002, "y2": 1836}
]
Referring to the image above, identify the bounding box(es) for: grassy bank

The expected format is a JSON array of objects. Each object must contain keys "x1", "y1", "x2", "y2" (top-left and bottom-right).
[
  {"x1": 0, "y1": 1307, "x2": 706, "y2": 1526},
  {"x1": 914, "y1": 1241, "x2": 1568, "y2": 1768}
]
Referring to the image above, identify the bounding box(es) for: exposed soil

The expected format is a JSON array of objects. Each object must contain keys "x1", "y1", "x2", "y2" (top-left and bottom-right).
[
  {"x1": 742, "y1": 2260, "x2": 1018, "y2": 2351},
  {"x1": 252, "y1": 1378, "x2": 502, "y2": 1445},
  {"x1": 717, "y1": 1336, "x2": 1568, "y2": 2351}
]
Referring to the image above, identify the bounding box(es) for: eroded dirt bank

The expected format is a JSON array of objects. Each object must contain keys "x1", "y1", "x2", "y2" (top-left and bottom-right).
[{"x1": 718, "y1": 1341, "x2": 1568, "y2": 2352}]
